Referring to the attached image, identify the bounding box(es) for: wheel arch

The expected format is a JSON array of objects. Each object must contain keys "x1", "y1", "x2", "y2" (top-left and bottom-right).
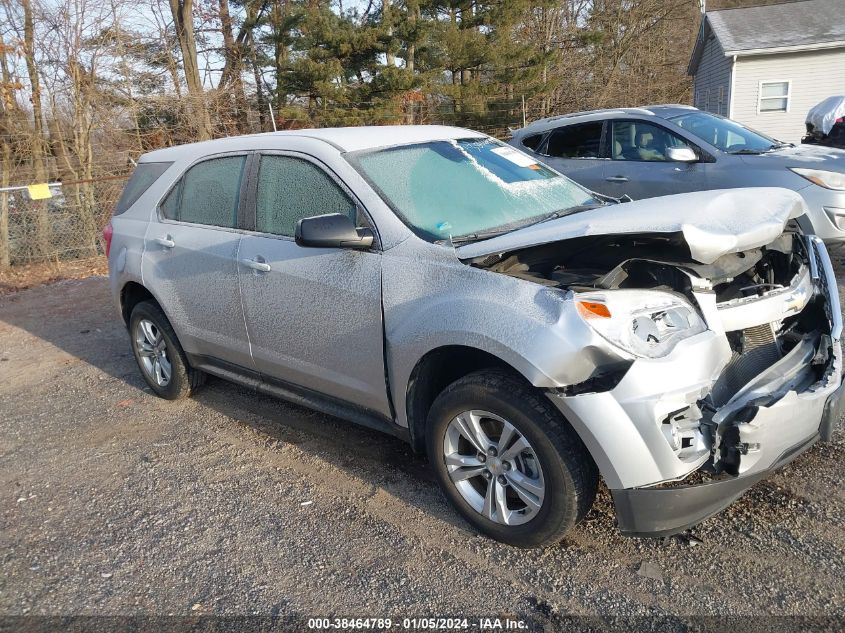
[
  {"x1": 405, "y1": 345, "x2": 533, "y2": 453},
  {"x1": 120, "y1": 281, "x2": 157, "y2": 327},
  {"x1": 119, "y1": 282, "x2": 181, "y2": 342}
]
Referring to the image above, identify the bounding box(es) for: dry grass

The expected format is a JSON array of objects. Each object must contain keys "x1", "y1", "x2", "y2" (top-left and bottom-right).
[{"x1": 0, "y1": 256, "x2": 108, "y2": 296}]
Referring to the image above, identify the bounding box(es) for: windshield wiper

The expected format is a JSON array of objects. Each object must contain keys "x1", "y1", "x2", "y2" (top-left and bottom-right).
[
  {"x1": 728, "y1": 148, "x2": 764, "y2": 155},
  {"x1": 445, "y1": 228, "x2": 515, "y2": 246},
  {"x1": 444, "y1": 203, "x2": 605, "y2": 246},
  {"x1": 526, "y1": 203, "x2": 606, "y2": 228}
]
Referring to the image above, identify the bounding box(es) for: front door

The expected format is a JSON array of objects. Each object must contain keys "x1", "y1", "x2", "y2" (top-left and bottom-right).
[
  {"x1": 237, "y1": 153, "x2": 390, "y2": 416},
  {"x1": 602, "y1": 119, "x2": 705, "y2": 200},
  {"x1": 142, "y1": 153, "x2": 253, "y2": 369}
]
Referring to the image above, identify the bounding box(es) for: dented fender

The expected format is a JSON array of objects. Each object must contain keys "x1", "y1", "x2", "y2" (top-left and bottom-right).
[{"x1": 381, "y1": 240, "x2": 633, "y2": 428}]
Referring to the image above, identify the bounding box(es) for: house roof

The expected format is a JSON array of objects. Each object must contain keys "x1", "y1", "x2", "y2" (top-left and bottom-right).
[{"x1": 688, "y1": 0, "x2": 845, "y2": 74}]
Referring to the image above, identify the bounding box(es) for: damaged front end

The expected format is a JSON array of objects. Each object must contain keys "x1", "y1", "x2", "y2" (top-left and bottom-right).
[{"x1": 469, "y1": 220, "x2": 844, "y2": 536}]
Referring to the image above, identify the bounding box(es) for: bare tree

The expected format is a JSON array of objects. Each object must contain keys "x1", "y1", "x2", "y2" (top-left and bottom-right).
[
  {"x1": 168, "y1": 0, "x2": 213, "y2": 139},
  {"x1": 20, "y1": 0, "x2": 52, "y2": 259},
  {"x1": 0, "y1": 35, "x2": 16, "y2": 267}
]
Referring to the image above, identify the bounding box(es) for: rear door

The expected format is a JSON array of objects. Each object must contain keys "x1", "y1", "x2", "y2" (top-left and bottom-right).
[
  {"x1": 142, "y1": 153, "x2": 254, "y2": 369},
  {"x1": 603, "y1": 119, "x2": 705, "y2": 199},
  {"x1": 237, "y1": 152, "x2": 390, "y2": 417},
  {"x1": 536, "y1": 121, "x2": 608, "y2": 192}
]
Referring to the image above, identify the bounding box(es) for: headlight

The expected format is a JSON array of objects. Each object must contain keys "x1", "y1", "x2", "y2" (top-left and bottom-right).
[
  {"x1": 790, "y1": 168, "x2": 845, "y2": 191},
  {"x1": 575, "y1": 291, "x2": 707, "y2": 359}
]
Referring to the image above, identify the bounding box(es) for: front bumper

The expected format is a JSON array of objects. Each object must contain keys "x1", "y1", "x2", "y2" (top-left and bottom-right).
[
  {"x1": 613, "y1": 376, "x2": 845, "y2": 536},
  {"x1": 797, "y1": 183, "x2": 845, "y2": 242},
  {"x1": 547, "y1": 236, "x2": 844, "y2": 536}
]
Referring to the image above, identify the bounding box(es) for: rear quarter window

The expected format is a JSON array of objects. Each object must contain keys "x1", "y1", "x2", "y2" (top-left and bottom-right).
[
  {"x1": 545, "y1": 122, "x2": 604, "y2": 158},
  {"x1": 114, "y1": 162, "x2": 173, "y2": 216},
  {"x1": 521, "y1": 134, "x2": 544, "y2": 151}
]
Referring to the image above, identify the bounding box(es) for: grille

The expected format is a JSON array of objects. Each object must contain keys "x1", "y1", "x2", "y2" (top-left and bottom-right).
[{"x1": 711, "y1": 324, "x2": 780, "y2": 406}]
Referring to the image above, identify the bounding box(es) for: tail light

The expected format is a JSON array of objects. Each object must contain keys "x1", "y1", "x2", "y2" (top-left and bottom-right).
[
  {"x1": 837, "y1": 117, "x2": 844, "y2": 124},
  {"x1": 103, "y1": 221, "x2": 114, "y2": 257}
]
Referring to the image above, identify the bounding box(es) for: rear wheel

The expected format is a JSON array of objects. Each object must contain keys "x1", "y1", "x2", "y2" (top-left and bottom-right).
[
  {"x1": 129, "y1": 301, "x2": 204, "y2": 400},
  {"x1": 426, "y1": 370, "x2": 597, "y2": 547}
]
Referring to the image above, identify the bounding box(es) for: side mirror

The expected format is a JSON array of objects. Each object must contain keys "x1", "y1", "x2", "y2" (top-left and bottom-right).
[
  {"x1": 666, "y1": 147, "x2": 698, "y2": 163},
  {"x1": 295, "y1": 213, "x2": 374, "y2": 249}
]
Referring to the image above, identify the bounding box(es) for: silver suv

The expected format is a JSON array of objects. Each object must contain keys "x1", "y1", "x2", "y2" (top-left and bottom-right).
[{"x1": 106, "y1": 126, "x2": 844, "y2": 547}]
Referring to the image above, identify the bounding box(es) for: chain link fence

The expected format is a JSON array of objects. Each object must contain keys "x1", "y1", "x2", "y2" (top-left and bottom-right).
[
  {"x1": 0, "y1": 96, "x2": 538, "y2": 272},
  {"x1": 0, "y1": 174, "x2": 129, "y2": 268}
]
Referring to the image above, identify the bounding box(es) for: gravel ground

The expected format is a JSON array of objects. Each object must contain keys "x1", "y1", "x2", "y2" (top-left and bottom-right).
[{"x1": 1, "y1": 271, "x2": 844, "y2": 629}]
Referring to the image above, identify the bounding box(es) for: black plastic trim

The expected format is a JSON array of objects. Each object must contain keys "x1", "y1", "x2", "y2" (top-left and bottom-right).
[
  {"x1": 186, "y1": 353, "x2": 409, "y2": 443},
  {"x1": 611, "y1": 433, "x2": 820, "y2": 538},
  {"x1": 820, "y1": 377, "x2": 845, "y2": 441}
]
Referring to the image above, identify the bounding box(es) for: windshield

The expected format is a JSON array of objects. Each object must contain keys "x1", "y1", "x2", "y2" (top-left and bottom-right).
[
  {"x1": 669, "y1": 111, "x2": 784, "y2": 154},
  {"x1": 346, "y1": 138, "x2": 598, "y2": 242}
]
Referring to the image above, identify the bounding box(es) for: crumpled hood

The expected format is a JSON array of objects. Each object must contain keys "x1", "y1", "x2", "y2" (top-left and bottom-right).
[{"x1": 455, "y1": 187, "x2": 807, "y2": 265}]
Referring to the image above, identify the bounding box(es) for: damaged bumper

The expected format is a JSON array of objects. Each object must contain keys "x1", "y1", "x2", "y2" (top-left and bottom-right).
[
  {"x1": 610, "y1": 371, "x2": 845, "y2": 537},
  {"x1": 548, "y1": 236, "x2": 844, "y2": 537}
]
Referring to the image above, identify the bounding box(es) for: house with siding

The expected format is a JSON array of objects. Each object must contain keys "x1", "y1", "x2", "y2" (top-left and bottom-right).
[{"x1": 688, "y1": 0, "x2": 845, "y2": 143}]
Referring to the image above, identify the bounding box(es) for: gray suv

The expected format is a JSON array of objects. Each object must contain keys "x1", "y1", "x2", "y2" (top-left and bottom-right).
[
  {"x1": 509, "y1": 105, "x2": 845, "y2": 242},
  {"x1": 106, "y1": 126, "x2": 844, "y2": 547}
]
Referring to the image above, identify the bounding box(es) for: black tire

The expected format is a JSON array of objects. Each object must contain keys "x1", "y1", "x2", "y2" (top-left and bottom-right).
[
  {"x1": 129, "y1": 300, "x2": 205, "y2": 400},
  {"x1": 426, "y1": 370, "x2": 598, "y2": 548}
]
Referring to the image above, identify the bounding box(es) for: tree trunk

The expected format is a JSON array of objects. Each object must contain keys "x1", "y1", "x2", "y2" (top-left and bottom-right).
[
  {"x1": 270, "y1": 0, "x2": 289, "y2": 109},
  {"x1": 168, "y1": 0, "x2": 213, "y2": 139},
  {"x1": 0, "y1": 36, "x2": 14, "y2": 267},
  {"x1": 249, "y1": 31, "x2": 267, "y2": 130},
  {"x1": 405, "y1": 0, "x2": 418, "y2": 74},
  {"x1": 383, "y1": 0, "x2": 395, "y2": 67},
  {"x1": 218, "y1": 0, "x2": 248, "y2": 130},
  {"x1": 21, "y1": 0, "x2": 52, "y2": 261}
]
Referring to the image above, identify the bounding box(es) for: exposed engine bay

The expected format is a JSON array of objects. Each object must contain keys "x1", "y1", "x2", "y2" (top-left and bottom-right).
[{"x1": 469, "y1": 222, "x2": 839, "y2": 480}]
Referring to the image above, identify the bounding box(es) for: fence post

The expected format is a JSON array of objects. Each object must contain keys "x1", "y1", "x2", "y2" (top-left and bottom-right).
[{"x1": 0, "y1": 190, "x2": 8, "y2": 268}]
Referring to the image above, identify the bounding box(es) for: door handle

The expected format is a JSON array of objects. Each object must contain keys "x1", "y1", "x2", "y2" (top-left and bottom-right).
[
  {"x1": 605, "y1": 176, "x2": 629, "y2": 183},
  {"x1": 240, "y1": 258, "x2": 271, "y2": 273},
  {"x1": 155, "y1": 235, "x2": 175, "y2": 248}
]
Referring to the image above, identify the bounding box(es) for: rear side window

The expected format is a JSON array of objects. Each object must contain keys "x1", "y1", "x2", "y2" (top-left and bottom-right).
[
  {"x1": 255, "y1": 155, "x2": 356, "y2": 237},
  {"x1": 521, "y1": 134, "x2": 543, "y2": 151},
  {"x1": 545, "y1": 122, "x2": 604, "y2": 158},
  {"x1": 161, "y1": 156, "x2": 246, "y2": 228},
  {"x1": 114, "y1": 162, "x2": 172, "y2": 215}
]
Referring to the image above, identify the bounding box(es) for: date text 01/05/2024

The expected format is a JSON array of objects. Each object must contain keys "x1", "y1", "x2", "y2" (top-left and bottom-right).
[{"x1": 306, "y1": 617, "x2": 529, "y2": 630}]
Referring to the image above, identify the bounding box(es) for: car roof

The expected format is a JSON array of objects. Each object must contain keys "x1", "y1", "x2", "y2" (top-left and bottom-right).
[
  {"x1": 140, "y1": 125, "x2": 486, "y2": 162},
  {"x1": 514, "y1": 104, "x2": 699, "y2": 136}
]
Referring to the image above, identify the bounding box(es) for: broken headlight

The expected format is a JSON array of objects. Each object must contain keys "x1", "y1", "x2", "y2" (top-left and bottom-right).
[{"x1": 575, "y1": 290, "x2": 707, "y2": 359}]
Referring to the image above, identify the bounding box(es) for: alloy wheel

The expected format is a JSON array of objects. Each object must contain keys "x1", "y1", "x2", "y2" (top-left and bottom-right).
[
  {"x1": 134, "y1": 318, "x2": 172, "y2": 387},
  {"x1": 443, "y1": 409, "x2": 545, "y2": 526}
]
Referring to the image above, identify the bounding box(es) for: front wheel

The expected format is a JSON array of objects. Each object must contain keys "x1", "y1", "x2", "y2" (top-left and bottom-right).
[{"x1": 426, "y1": 371, "x2": 597, "y2": 547}]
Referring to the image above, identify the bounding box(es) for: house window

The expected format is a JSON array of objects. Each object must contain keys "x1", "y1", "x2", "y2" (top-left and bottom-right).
[{"x1": 759, "y1": 81, "x2": 790, "y2": 113}]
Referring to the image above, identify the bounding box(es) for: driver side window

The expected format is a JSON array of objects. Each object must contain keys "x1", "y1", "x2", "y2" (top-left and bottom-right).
[
  {"x1": 255, "y1": 155, "x2": 357, "y2": 237},
  {"x1": 611, "y1": 121, "x2": 691, "y2": 162}
]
